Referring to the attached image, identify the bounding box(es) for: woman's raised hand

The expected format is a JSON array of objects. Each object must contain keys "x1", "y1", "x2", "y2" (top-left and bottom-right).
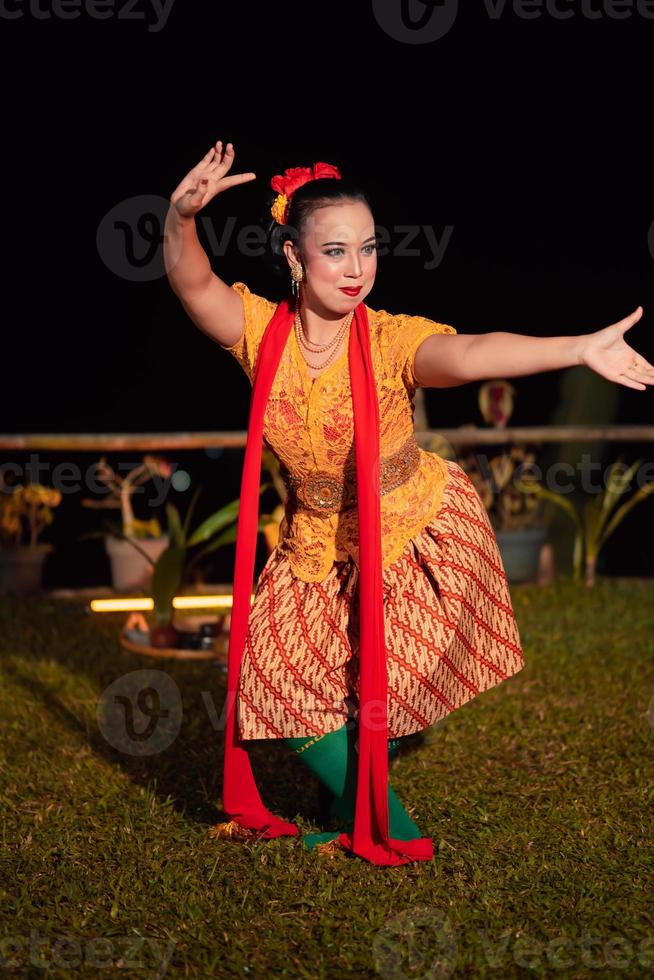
[{"x1": 170, "y1": 140, "x2": 256, "y2": 219}]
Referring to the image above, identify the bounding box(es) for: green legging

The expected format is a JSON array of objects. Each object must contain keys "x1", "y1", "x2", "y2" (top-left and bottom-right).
[{"x1": 284, "y1": 723, "x2": 422, "y2": 849}]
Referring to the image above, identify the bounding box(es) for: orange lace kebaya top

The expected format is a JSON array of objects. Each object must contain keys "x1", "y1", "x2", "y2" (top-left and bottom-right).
[{"x1": 221, "y1": 281, "x2": 458, "y2": 583}]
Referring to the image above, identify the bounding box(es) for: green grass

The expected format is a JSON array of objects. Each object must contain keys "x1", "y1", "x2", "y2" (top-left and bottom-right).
[{"x1": 1, "y1": 577, "x2": 653, "y2": 978}]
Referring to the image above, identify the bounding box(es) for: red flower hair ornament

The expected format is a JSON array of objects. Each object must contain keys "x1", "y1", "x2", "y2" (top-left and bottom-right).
[{"x1": 270, "y1": 162, "x2": 342, "y2": 225}]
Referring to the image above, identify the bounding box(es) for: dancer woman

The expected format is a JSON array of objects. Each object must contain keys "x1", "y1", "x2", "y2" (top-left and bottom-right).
[{"x1": 164, "y1": 140, "x2": 650, "y2": 866}]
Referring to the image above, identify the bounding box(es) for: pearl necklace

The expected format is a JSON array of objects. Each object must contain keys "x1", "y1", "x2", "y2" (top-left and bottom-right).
[{"x1": 294, "y1": 309, "x2": 354, "y2": 372}]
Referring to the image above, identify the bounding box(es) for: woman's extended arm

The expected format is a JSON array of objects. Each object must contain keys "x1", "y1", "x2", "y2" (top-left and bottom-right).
[
  {"x1": 163, "y1": 139, "x2": 256, "y2": 347},
  {"x1": 413, "y1": 306, "x2": 654, "y2": 391}
]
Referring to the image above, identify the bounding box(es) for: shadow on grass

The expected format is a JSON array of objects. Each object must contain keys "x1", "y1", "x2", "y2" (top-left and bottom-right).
[{"x1": 1, "y1": 596, "x2": 427, "y2": 832}]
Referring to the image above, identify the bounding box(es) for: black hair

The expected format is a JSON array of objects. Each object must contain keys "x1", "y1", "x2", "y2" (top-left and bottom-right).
[{"x1": 261, "y1": 173, "x2": 375, "y2": 279}]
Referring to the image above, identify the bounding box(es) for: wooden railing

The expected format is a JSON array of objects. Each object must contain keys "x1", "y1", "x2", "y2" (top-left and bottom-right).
[{"x1": 2, "y1": 426, "x2": 654, "y2": 451}]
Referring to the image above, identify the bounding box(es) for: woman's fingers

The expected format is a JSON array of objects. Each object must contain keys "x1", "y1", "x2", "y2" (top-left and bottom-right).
[
  {"x1": 174, "y1": 141, "x2": 253, "y2": 214},
  {"x1": 195, "y1": 144, "x2": 219, "y2": 170},
  {"x1": 208, "y1": 140, "x2": 224, "y2": 169},
  {"x1": 617, "y1": 372, "x2": 647, "y2": 390},
  {"x1": 208, "y1": 140, "x2": 235, "y2": 175},
  {"x1": 217, "y1": 172, "x2": 257, "y2": 191},
  {"x1": 191, "y1": 139, "x2": 228, "y2": 180},
  {"x1": 611, "y1": 306, "x2": 644, "y2": 333}
]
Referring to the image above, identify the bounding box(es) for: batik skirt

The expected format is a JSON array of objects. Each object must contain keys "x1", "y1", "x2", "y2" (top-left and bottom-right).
[{"x1": 236, "y1": 460, "x2": 525, "y2": 740}]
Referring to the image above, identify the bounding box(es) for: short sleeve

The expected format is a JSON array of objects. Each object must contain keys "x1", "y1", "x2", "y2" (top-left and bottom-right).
[
  {"x1": 401, "y1": 315, "x2": 457, "y2": 390},
  {"x1": 374, "y1": 307, "x2": 457, "y2": 391},
  {"x1": 219, "y1": 281, "x2": 278, "y2": 383}
]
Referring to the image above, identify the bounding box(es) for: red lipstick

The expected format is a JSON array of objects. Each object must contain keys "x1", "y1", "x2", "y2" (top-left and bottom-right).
[{"x1": 339, "y1": 286, "x2": 362, "y2": 296}]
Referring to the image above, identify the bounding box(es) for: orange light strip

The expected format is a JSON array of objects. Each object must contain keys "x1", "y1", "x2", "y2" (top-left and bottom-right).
[{"x1": 89, "y1": 594, "x2": 253, "y2": 613}]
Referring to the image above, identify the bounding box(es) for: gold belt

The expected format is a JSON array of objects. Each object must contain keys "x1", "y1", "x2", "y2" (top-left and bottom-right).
[{"x1": 281, "y1": 436, "x2": 421, "y2": 514}]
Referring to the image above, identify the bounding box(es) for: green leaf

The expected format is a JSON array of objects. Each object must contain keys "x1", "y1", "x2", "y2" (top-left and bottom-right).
[
  {"x1": 600, "y1": 455, "x2": 641, "y2": 515},
  {"x1": 182, "y1": 486, "x2": 203, "y2": 540},
  {"x1": 184, "y1": 517, "x2": 273, "y2": 574},
  {"x1": 151, "y1": 545, "x2": 185, "y2": 624},
  {"x1": 165, "y1": 503, "x2": 185, "y2": 549},
  {"x1": 187, "y1": 501, "x2": 239, "y2": 546},
  {"x1": 583, "y1": 492, "x2": 606, "y2": 554},
  {"x1": 186, "y1": 484, "x2": 271, "y2": 547},
  {"x1": 595, "y1": 481, "x2": 654, "y2": 553},
  {"x1": 528, "y1": 484, "x2": 582, "y2": 532},
  {"x1": 572, "y1": 531, "x2": 584, "y2": 578}
]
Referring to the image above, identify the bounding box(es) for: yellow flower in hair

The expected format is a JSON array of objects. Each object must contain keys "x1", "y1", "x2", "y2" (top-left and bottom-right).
[{"x1": 271, "y1": 193, "x2": 288, "y2": 224}]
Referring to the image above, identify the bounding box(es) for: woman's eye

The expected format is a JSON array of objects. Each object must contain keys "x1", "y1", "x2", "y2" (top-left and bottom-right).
[{"x1": 325, "y1": 244, "x2": 378, "y2": 257}]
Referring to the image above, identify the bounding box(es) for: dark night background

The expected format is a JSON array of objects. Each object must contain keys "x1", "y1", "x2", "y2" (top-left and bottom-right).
[{"x1": 2, "y1": 1, "x2": 652, "y2": 585}]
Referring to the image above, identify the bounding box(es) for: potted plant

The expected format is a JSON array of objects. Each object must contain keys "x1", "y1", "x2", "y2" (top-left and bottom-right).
[
  {"x1": 459, "y1": 442, "x2": 547, "y2": 583},
  {"x1": 80, "y1": 454, "x2": 173, "y2": 592},
  {"x1": 524, "y1": 455, "x2": 654, "y2": 587},
  {"x1": 452, "y1": 380, "x2": 548, "y2": 583},
  {"x1": 0, "y1": 479, "x2": 62, "y2": 595},
  {"x1": 121, "y1": 482, "x2": 276, "y2": 651}
]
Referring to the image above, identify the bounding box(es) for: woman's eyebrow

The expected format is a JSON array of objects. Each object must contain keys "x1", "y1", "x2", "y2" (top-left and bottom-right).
[{"x1": 320, "y1": 234, "x2": 378, "y2": 246}]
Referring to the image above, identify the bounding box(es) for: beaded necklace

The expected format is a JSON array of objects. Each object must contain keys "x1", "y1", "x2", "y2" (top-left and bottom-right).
[{"x1": 294, "y1": 308, "x2": 354, "y2": 372}]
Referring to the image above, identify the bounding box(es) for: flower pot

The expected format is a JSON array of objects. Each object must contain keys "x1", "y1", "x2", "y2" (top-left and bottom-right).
[
  {"x1": 0, "y1": 544, "x2": 53, "y2": 595},
  {"x1": 495, "y1": 527, "x2": 547, "y2": 584},
  {"x1": 104, "y1": 534, "x2": 170, "y2": 592}
]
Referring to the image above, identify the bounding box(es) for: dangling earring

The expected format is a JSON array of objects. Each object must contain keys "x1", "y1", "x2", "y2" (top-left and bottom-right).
[{"x1": 290, "y1": 260, "x2": 304, "y2": 300}]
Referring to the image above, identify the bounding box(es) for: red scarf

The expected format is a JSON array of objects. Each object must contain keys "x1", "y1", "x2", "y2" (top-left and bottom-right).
[{"x1": 221, "y1": 294, "x2": 434, "y2": 866}]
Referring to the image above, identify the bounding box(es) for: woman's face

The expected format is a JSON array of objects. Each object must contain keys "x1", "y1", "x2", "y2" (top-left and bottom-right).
[{"x1": 284, "y1": 200, "x2": 377, "y2": 317}]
